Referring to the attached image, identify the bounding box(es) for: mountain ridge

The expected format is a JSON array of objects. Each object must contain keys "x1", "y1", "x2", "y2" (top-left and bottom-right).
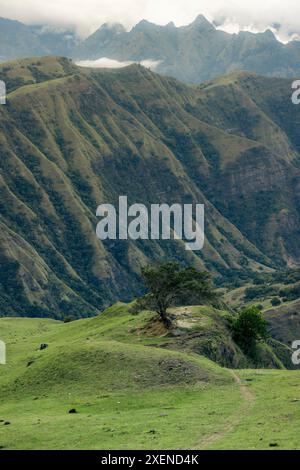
[
  {"x1": 73, "y1": 16, "x2": 300, "y2": 83},
  {"x1": 1, "y1": 57, "x2": 300, "y2": 317},
  {"x1": 2, "y1": 15, "x2": 300, "y2": 83}
]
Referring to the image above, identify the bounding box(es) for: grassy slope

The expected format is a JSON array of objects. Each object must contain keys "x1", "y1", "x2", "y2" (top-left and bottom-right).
[
  {"x1": 209, "y1": 369, "x2": 300, "y2": 450},
  {"x1": 0, "y1": 304, "x2": 299, "y2": 450}
]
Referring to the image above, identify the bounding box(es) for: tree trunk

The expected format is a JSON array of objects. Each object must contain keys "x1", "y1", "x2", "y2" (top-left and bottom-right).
[{"x1": 159, "y1": 308, "x2": 172, "y2": 328}]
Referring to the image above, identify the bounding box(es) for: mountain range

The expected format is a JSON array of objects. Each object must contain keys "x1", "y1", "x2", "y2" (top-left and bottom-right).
[
  {"x1": 2, "y1": 15, "x2": 300, "y2": 83},
  {"x1": 0, "y1": 17, "x2": 78, "y2": 63},
  {"x1": 1, "y1": 56, "x2": 300, "y2": 317}
]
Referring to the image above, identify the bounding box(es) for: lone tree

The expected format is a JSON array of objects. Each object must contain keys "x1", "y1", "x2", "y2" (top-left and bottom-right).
[
  {"x1": 139, "y1": 262, "x2": 217, "y2": 327},
  {"x1": 232, "y1": 306, "x2": 268, "y2": 352}
]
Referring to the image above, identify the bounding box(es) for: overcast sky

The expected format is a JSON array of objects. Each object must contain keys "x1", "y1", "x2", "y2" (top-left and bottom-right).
[{"x1": 0, "y1": 0, "x2": 300, "y2": 40}]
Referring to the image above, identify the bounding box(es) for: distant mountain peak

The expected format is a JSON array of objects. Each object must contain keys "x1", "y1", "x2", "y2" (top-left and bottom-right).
[
  {"x1": 263, "y1": 28, "x2": 276, "y2": 40},
  {"x1": 0, "y1": 16, "x2": 22, "y2": 25},
  {"x1": 134, "y1": 19, "x2": 157, "y2": 31},
  {"x1": 190, "y1": 14, "x2": 215, "y2": 31},
  {"x1": 99, "y1": 22, "x2": 126, "y2": 34},
  {"x1": 166, "y1": 21, "x2": 175, "y2": 28},
  {"x1": 237, "y1": 27, "x2": 277, "y2": 42}
]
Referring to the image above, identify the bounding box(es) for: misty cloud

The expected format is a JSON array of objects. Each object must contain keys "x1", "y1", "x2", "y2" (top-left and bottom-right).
[
  {"x1": 1, "y1": 0, "x2": 300, "y2": 41},
  {"x1": 76, "y1": 57, "x2": 162, "y2": 70}
]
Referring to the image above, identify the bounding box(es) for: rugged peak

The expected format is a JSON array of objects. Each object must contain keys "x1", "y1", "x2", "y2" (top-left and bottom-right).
[
  {"x1": 166, "y1": 21, "x2": 175, "y2": 28},
  {"x1": 190, "y1": 14, "x2": 215, "y2": 31},
  {"x1": 133, "y1": 19, "x2": 157, "y2": 31},
  {"x1": 99, "y1": 22, "x2": 126, "y2": 34},
  {"x1": 263, "y1": 28, "x2": 276, "y2": 40},
  {"x1": 237, "y1": 28, "x2": 276, "y2": 42}
]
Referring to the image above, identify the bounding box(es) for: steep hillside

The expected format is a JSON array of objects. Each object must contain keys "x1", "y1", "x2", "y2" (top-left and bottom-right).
[
  {"x1": 1, "y1": 57, "x2": 300, "y2": 317},
  {"x1": 189, "y1": 73, "x2": 300, "y2": 266},
  {"x1": 223, "y1": 268, "x2": 300, "y2": 308},
  {"x1": 265, "y1": 299, "x2": 300, "y2": 347}
]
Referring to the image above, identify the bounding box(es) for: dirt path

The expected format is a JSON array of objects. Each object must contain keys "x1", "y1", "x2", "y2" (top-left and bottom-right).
[{"x1": 197, "y1": 371, "x2": 255, "y2": 449}]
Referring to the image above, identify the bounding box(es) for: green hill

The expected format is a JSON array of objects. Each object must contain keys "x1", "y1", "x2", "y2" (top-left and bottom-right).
[
  {"x1": 0, "y1": 303, "x2": 299, "y2": 449},
  {"x1": 1, "y1": 57, "x2": 300, "y2": 317}
]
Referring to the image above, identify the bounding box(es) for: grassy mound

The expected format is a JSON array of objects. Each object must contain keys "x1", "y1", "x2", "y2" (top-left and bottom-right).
[
  {"x1": 0, "y1": 303, "x2": 233, "y2": 399},
  {"x1": 0, "y1": 305, "x2": 240, "y2": 449},
  {"x1": 4, "y1": 340, "x2": 229, "y2": 398}
]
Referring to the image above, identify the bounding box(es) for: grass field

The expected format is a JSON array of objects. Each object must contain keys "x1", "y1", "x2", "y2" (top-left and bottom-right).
[{"x1": 0, "y1": 304, "x2": 299, "y2": 450}]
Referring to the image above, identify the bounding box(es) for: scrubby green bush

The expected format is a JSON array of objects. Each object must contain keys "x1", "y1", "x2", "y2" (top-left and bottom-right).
[
  {"x1": 271, "y1": 297, "x2": 282, "y2": 307},
  {"x1": 231, "y1": 306, "x2": 268, "y2": 352}
]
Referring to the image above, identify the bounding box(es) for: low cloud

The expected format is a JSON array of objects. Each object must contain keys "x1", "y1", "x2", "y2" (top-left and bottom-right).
[
  {"x1": 1, "y1": 0, "x2": 300, "y2": 41},
  {"x1": 76, "y1": 57, "x2": 162, "y2": 70}
]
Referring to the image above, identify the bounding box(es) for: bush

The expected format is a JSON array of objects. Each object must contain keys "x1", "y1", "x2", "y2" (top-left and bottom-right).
[
  {"x1": 63, "y1": 315, "x2": 77, "y2": 323},
  {"x1": 279, "y1": 283, "x2": 300, "y2": 302},
  {"x1": 271, "y1": 297, "x2": 281, "y2": 307},
  {"x1": 244, "y1": 285, "x2": 276, "y2": 301},
  {"x1": 232, "y1": 306, "x2": 268, "y2": 352}
]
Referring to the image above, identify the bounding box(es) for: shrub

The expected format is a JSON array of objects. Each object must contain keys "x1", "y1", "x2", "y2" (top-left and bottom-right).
[
  {"x1": 232, "y1": 306, "x2": 268, "y2": 352},
  {"x1": 271, "y1": 297, "x2": 282, "y2": 307},
  {"x1": 63, "y1": 315, "x2": 77, "y2": 323}
]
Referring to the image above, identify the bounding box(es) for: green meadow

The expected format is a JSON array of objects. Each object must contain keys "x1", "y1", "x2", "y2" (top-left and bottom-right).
[{"x1": 0, "y1": 304, "x2": 299, "y2": 450}]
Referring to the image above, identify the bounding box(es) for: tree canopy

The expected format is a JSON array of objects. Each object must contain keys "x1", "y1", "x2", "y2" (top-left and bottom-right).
[
  {"x1": 232, "y1": 306, "x2": 268, "y2": 351},
  {"x1": 139, "y1": 262, "x2": 217, "y2": 327}
]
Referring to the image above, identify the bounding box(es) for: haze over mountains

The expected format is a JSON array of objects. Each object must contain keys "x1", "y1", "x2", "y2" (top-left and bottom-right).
[
  {"x1": 2, "y1": 15, "x2": 300, "y2": 83},
  {"x1": 0, "y1": 17, "x2": 78, "y2": 63},
  {"x1": 1, "y1": 57, "x2": 300, "y2": 317}
]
